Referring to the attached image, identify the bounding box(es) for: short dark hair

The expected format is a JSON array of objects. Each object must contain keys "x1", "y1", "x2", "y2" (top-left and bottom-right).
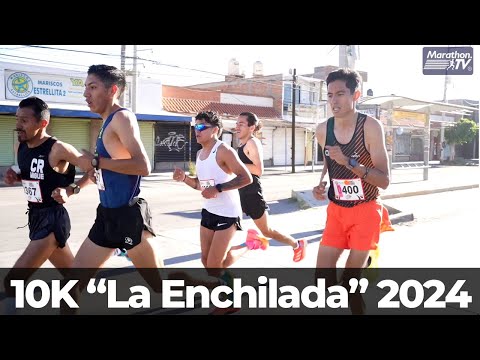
[
  {"x1": 239, "y1": 111, "x2": 262, "y2": 132},
  {"x1": 87, "y1": 64, "x2": 126, "y2": 98},
  {"x1": 195, "y1": 111, "x2": 223, "y2": 130},
  {"x1": 18, "y1": 96, "x2": 50, "y2": 122},
  {"x1": 326, "y1": 68, "x2": 361, "y2": 95}
]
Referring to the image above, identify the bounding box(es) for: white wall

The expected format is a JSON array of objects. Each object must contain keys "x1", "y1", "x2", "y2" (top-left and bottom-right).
[
  {"x1": 135, "y1": 77, "x2": 163, "y2": 114},
  {"x1": 221, "y1": 93, "x2": 273, "y2": 107}
]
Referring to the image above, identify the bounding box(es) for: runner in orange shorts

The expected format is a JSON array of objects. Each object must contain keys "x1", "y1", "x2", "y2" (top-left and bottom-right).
[{"x1": 313, "y1": 68, "x2": 393, "y2": 314}]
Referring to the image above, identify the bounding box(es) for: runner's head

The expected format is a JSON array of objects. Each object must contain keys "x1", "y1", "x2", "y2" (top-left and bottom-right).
[
  {"x1": 84, "y1": 65, "x2": 126, "y2": 114},
  {"x1": 194, "y1": 111, "x2": 222, "y2": 145},
  {"x1": 236, "y1": 112, "x2": 262, "y2": 139},
  {"x1": 15, "y1": 97, "x2": 50, "y2": 143}
]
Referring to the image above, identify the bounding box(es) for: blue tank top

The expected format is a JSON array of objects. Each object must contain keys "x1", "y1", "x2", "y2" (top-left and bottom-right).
[{"x1": 95, "y1": 108, "x2": 141, "y2": 208}]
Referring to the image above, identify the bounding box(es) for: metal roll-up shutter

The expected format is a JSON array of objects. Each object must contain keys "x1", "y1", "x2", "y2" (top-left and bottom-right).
[
  {"x1": 139, "y1": 121, "x2": 154, "y2": 169},
  {"x1": 273, "y1": 127, "x2": 305, "y2": 166},
  {"x1": 155, "y1": 123, "x2": 198, "y2": 163},
  {"x1": 49, "y1": 118, "x2": 90, "y2": 153},
  {"x1": 0, "y1": 116, "x2": 16, "y2": 166}
]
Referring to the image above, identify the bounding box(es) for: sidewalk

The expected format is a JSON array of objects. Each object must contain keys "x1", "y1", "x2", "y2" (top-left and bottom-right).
[{"x1": 292, "y1": 165, "x2": 479, "y2": 209}]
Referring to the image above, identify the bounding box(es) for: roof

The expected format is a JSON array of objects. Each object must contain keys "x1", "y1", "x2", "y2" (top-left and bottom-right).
[
  {"x1": 358, "y1": 95, "x2": 478, "y2": 116},
  {"x1": 0, "y1": 100, "x2": 192, "y2": 123},
  {"x1": 163, "y1": 98, "x2": 281, "y2": 119}
]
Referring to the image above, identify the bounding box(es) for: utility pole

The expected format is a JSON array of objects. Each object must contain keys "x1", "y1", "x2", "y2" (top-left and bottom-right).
[
  {"x1": 339, "y1": 45, "x2": 348, "y2": 67},
  {"x1": 292, "y1": 68, "x2": 297, "y2": 173},
  {"x1": 120, "y1": 45, "x2": 126, "y2": 106},
  {"x1": 132, "y1": 45, "x2": 137, "y2": 113}
]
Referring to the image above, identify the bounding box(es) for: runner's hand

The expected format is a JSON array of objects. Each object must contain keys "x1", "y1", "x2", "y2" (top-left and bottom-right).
[
  {"x1": 173, "y1": 166, "x2": 186, "y2": 182},
  {"x1": 87, "y1": 169, "x2": 96, "y2": 184},
  {"x1": 3, "y1": 168, "x2": 20, "y2": 185},
  {"x1": 52, "y1": 187, "x2": 69, "y2": 204},
  {"x1": 313, "y1": 181, "x2": 328, "y2": 200}
]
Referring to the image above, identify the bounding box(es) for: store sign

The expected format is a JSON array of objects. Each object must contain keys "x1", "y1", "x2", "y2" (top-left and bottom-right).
[{"x1": 5, "y1": 70, "x2": 86, "y2": 104}]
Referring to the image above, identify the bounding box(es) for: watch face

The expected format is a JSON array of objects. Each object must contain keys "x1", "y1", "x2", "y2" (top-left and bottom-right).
[{"x1": 349, "y1": 158, "x2": 358, "y2": 168}]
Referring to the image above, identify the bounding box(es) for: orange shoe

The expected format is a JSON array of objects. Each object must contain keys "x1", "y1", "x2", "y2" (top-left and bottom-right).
[
  {"x1": 293, "y1": 239, "x2": 307, "y2": 262},
  {"x1": 246, "y1": 229, "x2": 269, "y2": 250}
]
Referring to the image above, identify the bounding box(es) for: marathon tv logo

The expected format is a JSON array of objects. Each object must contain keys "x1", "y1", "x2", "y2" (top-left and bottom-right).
[{"x1": 423, "y1": 47, "x2": 473, "y2": 75}]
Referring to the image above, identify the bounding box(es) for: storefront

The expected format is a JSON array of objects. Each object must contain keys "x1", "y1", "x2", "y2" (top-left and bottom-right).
[
  {"x1": 154, "y1": 122, "x2": 199, "y2": 170},
  {"x1": 0, "y1": 103, "x2": 192, "y2": 171},
  {"x1": 0, "y1": 115, "x2": 16, "y2": 166}
]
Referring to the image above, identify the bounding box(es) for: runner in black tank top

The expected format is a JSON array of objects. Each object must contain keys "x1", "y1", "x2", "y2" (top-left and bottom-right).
[
  {"x1": 2, "y1": 96, "x2": 93, "y2": 314},
  {"x1": 324, "y1": 113, "x2": 379, "y2": 207},
  {"x1": 235, "y1": 112, "x2": 307, "y2": 262}
]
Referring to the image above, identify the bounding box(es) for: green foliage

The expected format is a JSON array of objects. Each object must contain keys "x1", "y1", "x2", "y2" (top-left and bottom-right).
[
  {"x1": 444, "y1": 118, "x2": 478, "y2": 145},
  {"x1": 188, "y1": 161, "x2": 196, "y2": 176}
]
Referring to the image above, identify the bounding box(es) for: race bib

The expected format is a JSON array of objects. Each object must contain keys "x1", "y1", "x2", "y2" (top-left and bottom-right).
[
  {"x1": 21, "y1": 179, "x2": 43, "y2": 203},
  {"x1": 95, "y1": 169, "x2": 106, "y2": 191},
  {"x1": 199, "y1": 179, "x2": 215, "y2": 189},
  {"x1": 332, "y1": 178, "x2": 365, "y2": 201}
]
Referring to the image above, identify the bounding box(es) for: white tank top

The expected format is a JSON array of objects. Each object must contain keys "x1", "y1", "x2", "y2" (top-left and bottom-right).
[{"x1": 196, "y1": 140, "x2": 242, "y2": 218}]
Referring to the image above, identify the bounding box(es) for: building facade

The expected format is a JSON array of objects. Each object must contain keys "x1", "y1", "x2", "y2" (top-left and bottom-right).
[{"x1": 0, "y1": 62, "x2": 191, "y2": 172}]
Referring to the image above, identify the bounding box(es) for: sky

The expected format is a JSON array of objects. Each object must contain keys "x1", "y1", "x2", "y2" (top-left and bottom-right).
[{"x1": 0, "y1": 45, "x2": 478, "y2": 103}]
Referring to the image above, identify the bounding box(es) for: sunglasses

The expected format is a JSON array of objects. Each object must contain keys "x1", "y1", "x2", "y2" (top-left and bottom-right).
[{"x1": 194, "y1": 124, "x2": 213, "y2": 132}]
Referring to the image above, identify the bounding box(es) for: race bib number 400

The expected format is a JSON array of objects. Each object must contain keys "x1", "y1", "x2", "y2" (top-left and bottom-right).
[
  {"x1": 21, "y1": 179, "x2": 43, "y2": 203},
  {"x1": 332, "y1": 178, "x2": 365, "y2": 201}
]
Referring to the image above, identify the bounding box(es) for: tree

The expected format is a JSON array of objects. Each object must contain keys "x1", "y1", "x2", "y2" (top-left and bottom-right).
[{"x1": 444, "y1": 118, "x2": 479, "y2": 161}]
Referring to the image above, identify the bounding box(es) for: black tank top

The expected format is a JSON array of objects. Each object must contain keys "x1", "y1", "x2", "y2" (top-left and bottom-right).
[
  {"x1": 237, "y1": 142, "x2": 262, "y2": 195},
  {"x1": 325, "y1": 113, "x2": 378, "y2": 207},
  {"x1": 17, "y1": 137, "x2": 75, "y2": 209}
]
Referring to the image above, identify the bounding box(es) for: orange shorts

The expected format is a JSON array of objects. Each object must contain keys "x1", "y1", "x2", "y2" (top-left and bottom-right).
[{"x1": 321, "y1": 200, "x2": 394, "y2": 251}]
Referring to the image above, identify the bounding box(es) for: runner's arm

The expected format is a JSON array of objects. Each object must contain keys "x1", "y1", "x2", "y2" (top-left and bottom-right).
[
  {"x1": 243, "y1": 138, "x2": 264, "y2": 176},
  {"x1": 216, "y1": 146, "x2": 252, "y2": 191},
  {"x1": 97, "y1": 111, "x2": 151, "y2": 176},
  {"x1": 51, "y1": 141, "x2": 93, "y2": 172},
  {"x1": 358, "y1": 117, "x2": 390, "y2": 189}
]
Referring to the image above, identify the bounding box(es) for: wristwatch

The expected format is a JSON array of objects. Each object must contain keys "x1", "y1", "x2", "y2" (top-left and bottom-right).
[
  {"x1": 346, "y1": 157, "x2": 359, "y2": 170},
  {"x1": 69, "y1": 183, "x2": 80, "y2": 195},
  {"x1": 215, "y1": 183, "x2": 223, "y2": 193},
  {"x1": 91, "y1": 155, "x2": 100, "y2": 170}
]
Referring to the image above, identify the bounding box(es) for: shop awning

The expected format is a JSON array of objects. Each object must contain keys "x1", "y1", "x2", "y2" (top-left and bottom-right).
[
  {"x1": 0, "y1": 101, "x2": 192, "y2": 123},
  {"x1": 358, "y1": 95, "x2": 478, "y2": 116}
]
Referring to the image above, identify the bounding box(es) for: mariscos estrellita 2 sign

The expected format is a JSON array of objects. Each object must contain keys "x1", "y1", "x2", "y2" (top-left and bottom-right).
[{"x1": 5, "y1": 70, "x2": 86, "y2": 104}]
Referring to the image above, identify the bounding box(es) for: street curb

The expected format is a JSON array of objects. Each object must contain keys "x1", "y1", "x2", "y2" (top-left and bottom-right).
[
  {"x1": 380, "y1": 184, "x2": 479, "y2": 199},
  {"x1": 291, "y1": 190, "x2": 415, "y2": 224},
  {"x1": 292, "y1": 184, "x2": 479, "y2": 208}
]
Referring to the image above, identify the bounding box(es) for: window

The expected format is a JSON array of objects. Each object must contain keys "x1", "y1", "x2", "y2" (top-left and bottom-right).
[{"x1": 284, "y1": 84, "x2": 292, "y2": 103}]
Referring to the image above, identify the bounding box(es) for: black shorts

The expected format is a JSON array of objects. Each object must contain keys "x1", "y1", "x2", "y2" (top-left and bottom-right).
[
  {"x1": 240, "y1": 191, "x2": 270, "y2": 220},
  {"x1": 88, "y1": 198, "x2": 156, "y2": 250},
  {"x1": 28, "y1": 205, "x2": 71, "y2": 248},
  {"x1": 201, "y1": 209, "x2": 242, "y2": 231}
]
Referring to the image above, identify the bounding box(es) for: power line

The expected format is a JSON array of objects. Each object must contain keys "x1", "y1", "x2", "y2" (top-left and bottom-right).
[{"x1": 3, "y1": 46, "x2": 329, "y2": 99}]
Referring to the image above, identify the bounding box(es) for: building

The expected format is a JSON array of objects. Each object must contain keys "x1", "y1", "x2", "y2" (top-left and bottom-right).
[
  {"x1": 357, "y1": 96, "x2": 478, "y2": 164},
  {"x1": 0, "y1": 62, "x2": 191, "y2": 172},
  {"x1": 161, "y1": 85, "x2": 286, "y2": 168},
  {"x1": 185, "y1": 60, "x2": 330, "y2": 166}
]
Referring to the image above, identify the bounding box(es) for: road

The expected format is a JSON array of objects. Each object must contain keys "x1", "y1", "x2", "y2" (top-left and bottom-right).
[
  {"x1": 376, "y1": 188, "x2": 479, "y2": 267},
  {"x1": 0, "y1": 174, "x2": 478, "y2": 268}
]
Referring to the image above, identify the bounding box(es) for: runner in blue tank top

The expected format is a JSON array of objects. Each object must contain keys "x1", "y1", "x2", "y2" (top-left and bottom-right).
[
  {"x1": 61, "y1": 65, "x2": 165, "y2": 313},
  {"x1": 95, "y1": 107, "x2": 141, "y2": 208}
]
